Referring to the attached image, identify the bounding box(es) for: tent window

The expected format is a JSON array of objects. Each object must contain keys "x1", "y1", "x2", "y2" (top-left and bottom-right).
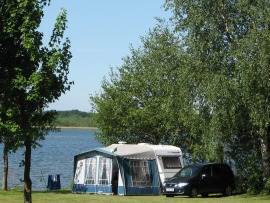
[
  {"x1": 162, "y1": 157, "x2": 181, "y2": 169},
  {"x1": 98, "y1": 157, "x2": 112, "y2": 185},
  {"x1": 130, "y1": 160, "x2": 151, "y2": 187},
  {"x1": 85, "y1": 157, "x2": 97, "y2": 184}
]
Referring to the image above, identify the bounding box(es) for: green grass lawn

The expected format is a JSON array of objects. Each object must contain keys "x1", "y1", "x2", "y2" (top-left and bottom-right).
[{"x1": 0, "y1": 190, "x2": 269, "y2": 203}]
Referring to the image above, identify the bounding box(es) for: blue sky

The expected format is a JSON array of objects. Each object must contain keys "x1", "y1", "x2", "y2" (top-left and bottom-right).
[{"x1": 41, "y1": 0, "x2": 170, "y2": 112}]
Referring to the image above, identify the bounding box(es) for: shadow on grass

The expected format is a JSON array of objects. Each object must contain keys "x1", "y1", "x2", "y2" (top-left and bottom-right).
[
  {"x1": 172, "y1": 193, "x2": 243, "y2": 199},
  {"x1": 32, "y1": 189, "x2": 72, "y2": 194}
]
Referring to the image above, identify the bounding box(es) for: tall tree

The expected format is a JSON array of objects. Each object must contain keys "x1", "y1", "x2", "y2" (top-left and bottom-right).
[
  {"x1": 165, "y1": 0, "x2": 270, "y2": 192},
  {"x1": 0, "y1": 0, "x2": 72, "y2": 202},
  {"x1": 90, "y1": 20, "x2": 190, "y2": 146}
]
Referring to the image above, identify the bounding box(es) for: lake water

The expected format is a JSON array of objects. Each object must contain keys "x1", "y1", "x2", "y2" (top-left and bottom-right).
[{"x1": 0, "y1": 129, "x2": 102, "y2": 190}]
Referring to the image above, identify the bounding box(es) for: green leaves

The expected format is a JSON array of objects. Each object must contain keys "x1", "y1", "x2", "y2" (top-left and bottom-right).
[
  {"x1": 92, "y1": 0, "x2": 270, "y2": 192},
  {"x1": 91, "y1": 22, "x2": 185, "y2": 145},
  {"x1": 49, "y1": 8, "x2": 68, "y2": 47},
  {"x1": 0, "y1": 0, "x2": 72, "y2": 197},
  {"x1": 164, "y1": 0, "x2": 270, "y2": 192}
]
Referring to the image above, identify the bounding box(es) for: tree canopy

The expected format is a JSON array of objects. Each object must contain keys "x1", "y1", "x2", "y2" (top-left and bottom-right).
[
  {"x1": 0, "y1": 0, "x2": 72, "y2": 202},
  {"x1": 90, "y1": 0, "x2": 270, "y2": 194},
  {"x1": 91, "y1": 21, "x2": 189, "y2": 145},
  {"x1": 165, "y1": 0, "x2": 270, "y2": 193}
]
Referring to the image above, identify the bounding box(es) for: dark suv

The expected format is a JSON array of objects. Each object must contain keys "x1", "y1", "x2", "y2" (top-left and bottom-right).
[{"x1": 162, "y1": 163, "x2": 235, "y2": 198}]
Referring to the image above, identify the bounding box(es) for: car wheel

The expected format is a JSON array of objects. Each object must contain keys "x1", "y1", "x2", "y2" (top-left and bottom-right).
[
  {"x1": 223, "y1": 185, "x2": 232, "y2": 196},
  {"x1": 166, "y1": 194, "x2": 174, "y2": 198},
  {"x1": 189, "y1": 187, "x2": 198, "y2": 198},
  {"x1": 201, "y1": 193, "x2": 209, "y2": 198}
]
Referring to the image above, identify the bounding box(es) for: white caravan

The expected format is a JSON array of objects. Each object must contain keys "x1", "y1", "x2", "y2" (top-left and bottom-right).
[{"x1": 138, "y1": 143, "x2": 184, "y2": 183}]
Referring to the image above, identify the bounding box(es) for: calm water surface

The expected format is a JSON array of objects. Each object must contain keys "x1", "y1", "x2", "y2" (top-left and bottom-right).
[{"x1": 0, "y1": 129, "x2": 101, "y2": 190}]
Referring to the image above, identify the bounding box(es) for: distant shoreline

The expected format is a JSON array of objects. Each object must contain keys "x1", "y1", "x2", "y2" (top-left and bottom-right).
[{"x1": 57, "y1": 126, "x2": 98, "y2": 130}]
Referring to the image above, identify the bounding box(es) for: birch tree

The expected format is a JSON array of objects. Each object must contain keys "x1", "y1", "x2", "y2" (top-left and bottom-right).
[{"x1": 165, "y1": 0, "x2": 270, "y2": 193}]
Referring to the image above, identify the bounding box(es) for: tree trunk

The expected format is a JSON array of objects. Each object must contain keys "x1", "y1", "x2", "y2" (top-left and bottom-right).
[
  {"x1": 1, "y1": 144, "x2": 8, "y2": 191},
  {"x1": 260, "y1": 124, "x2": 270, "y2": 183},
  {"x1": 24, "y1": 140, "x2": 32, "y2": 203}
]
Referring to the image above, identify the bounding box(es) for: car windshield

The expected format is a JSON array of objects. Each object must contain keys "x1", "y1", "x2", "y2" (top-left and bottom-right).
[{"x1": 174, "y1": 166, "x2": 201, "y2": 178}]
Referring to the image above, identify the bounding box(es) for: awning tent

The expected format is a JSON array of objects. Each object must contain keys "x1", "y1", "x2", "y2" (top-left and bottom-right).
[{"x1": 72, "y1": 144, "x2": 161, "y2": 195}]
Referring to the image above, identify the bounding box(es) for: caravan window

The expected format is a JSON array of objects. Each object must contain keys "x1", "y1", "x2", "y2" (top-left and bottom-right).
[
  {"x1": 98, "y1": 157, "x2": 112, "y2": 185},
  {"x1": 85, "y1": 157, "x2": 97, "y2": 184},
  {"x1": 162, "y1": 157, "x2": 182, "y2": 169},
  {"x1": 130, "y1": 160, "x2": 151, "y2": 187}
]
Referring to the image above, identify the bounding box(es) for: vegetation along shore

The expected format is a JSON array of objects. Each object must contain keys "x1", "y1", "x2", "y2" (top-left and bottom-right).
[
  {"x1": 57, "y1": 126, "x2": 98, "y2": 130},
  {"x1": 53, "y1": 110, "x2": 98, "y2": 129}
]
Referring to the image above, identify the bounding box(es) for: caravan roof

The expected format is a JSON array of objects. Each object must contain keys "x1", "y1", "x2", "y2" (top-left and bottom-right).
[
  {"x1": 102, "y1": 143, "x2": 156, "y2": 159},
  {"x1": 145, "y1": 144, "x2": 183, "y2": 156},
  {"x1": 101, "y1": 143, "x2": 182, "y2": 159},
  {"x1": 74, "y1": 143, "x2": 182, "y2": 160}
]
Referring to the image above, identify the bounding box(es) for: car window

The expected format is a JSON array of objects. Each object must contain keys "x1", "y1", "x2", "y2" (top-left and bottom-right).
[
  {"x1": 212, "y1": 164, "x2": 222, "y2": 177},
  {"x1": 211, "y1": 164, "x2": 234, "y2": 178},
  {"x1": 175, "y1": 166, "x2": 201, "y2": 178},
  {"x1": 222, "y1": 164, "x2": 234, "y2": 176}
]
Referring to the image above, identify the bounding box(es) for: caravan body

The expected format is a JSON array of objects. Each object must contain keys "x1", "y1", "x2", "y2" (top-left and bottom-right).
[
  {"x1": 145, "y1": 144, "x2": 184, "y2": 183},
  {"x1": 73, "y1": 143, "x2": 183, "y2": 195}
]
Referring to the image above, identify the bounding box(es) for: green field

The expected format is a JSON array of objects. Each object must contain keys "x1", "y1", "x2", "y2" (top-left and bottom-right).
[{"x1": 1, "y1": 190, "x2": 269, "y2": 203}]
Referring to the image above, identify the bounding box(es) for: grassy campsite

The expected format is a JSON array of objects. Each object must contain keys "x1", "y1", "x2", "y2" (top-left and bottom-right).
[
  {"x1": 0, "y1": 190, "x2": 270, "y2": 203},
  {"x1": 1, "y1": 1, "x2": 270, "y2": 203}
]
